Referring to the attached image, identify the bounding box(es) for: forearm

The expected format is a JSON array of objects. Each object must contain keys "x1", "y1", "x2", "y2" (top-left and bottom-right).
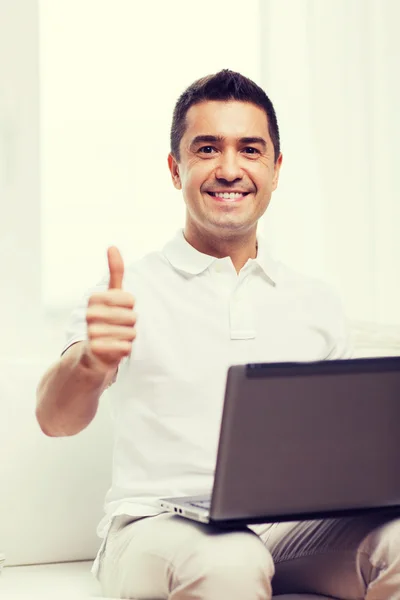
[{"x1": 36, "y1": 343, "x2": 114, "y2": 437}]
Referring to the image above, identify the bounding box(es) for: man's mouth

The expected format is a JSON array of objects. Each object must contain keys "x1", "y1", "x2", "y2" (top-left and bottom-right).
[{"x1": 206, "y1": 191, "x2": 250, "y2": 202}]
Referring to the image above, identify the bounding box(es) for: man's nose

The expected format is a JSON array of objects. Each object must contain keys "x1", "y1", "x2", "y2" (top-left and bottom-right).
[{"x1": 215, "y1": 150, "x2": 243, "y2": 182}]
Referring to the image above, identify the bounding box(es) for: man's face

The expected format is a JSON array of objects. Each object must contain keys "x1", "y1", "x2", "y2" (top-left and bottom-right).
[{"x1": 168, "y1": 100, "x2": 282, "y2": 242}]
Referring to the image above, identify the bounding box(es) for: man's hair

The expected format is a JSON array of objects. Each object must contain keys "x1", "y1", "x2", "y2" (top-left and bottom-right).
[{"x1": 170, "y1": 69, "x2": 281, "y2": 163}]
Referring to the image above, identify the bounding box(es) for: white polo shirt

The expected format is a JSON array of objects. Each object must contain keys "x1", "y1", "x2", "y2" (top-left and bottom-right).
[{"x1": 63, "y1": 228, "x2": 352, "y2": 544}]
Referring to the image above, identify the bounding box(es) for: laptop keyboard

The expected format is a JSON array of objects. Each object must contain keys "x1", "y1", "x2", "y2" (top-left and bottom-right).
[{"x1": 189, "y1": 499, "x2": 211, "y2": 510}]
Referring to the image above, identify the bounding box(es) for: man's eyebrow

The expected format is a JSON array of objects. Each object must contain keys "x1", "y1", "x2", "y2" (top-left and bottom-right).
[
  {"x1": 240, "y1": 137, "x2": 267, "y2": 150},
  {"x1": 190, "y1": 135, "x2": 224, "y2": 147},
  {"x1": 189, "y1": 135, "x2": 267, "y2": 150}
]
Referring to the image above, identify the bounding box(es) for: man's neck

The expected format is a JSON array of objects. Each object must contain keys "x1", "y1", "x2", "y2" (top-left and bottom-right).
[{"x1": 184, "y1": 228, "x2": 258, "y2": 274}]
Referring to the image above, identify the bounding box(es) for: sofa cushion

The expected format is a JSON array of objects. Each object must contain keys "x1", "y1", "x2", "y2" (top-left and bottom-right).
[
  {"x1": 0, "y1": 561, "x2": 335, "y2": 599},
  {"x1": 0, "y1": 561, "x2": 101, "y2": 599}
]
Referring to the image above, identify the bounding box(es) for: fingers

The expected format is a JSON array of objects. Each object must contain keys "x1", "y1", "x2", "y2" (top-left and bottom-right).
[
  {"x1": 87, "y1": 324, "x2": 137, "y2": 342},
  {"x1": 87, "y1": 303, "x2": 136, "y2": 325},
  {"x1": 108, "y1": 246, "x2": 124, "y2": 290}
]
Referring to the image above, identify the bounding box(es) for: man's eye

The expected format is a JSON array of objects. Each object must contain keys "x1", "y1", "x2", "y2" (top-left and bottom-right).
[
  {"x1": 198, "y1": 146, "x2": 217, "y2": 154},
  {"x1": 243, "y1": 147, "x2": 260, "y2": 155}
]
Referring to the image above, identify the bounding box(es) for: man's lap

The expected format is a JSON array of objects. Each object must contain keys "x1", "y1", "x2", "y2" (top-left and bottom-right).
[{"x1": 98, "y1": 511, "x2": 400, "y2": 599}]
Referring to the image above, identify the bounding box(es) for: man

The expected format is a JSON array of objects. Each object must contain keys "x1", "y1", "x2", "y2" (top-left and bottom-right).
[{"x1": 36, "y1": 70, "x2": 400, "y2": 599}]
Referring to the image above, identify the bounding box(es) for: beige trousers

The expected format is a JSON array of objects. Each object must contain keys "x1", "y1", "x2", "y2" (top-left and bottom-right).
[{"x1": 98, "y1": 511, "x2": 400, "y2": 599}]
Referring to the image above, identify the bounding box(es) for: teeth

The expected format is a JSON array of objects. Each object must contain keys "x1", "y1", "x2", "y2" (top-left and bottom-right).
[{"x1": 214, "y1": 192, "x2": 244, "y2": 199}]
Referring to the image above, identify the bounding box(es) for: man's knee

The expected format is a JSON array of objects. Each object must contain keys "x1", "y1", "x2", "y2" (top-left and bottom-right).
[
  {"x1": 360, "y1": 517, "x2": 400, "y2": 568},
  {"x1": 100, "y1": 516, "x2": 275, "y2": 599},
  {"x1": 174, "y1": 527, "x2": 274, "y2": 594}
]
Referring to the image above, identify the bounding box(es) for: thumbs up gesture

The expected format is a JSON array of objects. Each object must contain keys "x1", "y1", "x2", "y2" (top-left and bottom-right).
[{"x1": 84, "y1": 247, "x2": 137, "y2": 375}]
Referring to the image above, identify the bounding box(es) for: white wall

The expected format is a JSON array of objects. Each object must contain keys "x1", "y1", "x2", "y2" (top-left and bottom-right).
[
  {"x1": 39, "y1": 0, "x2": 262, "y2": 310},
  {"x1": 260, "y1": 0, "x2": 400, "y2": 326},
  {"x1": 0, "y1": 0, "x2": 41, "y2": 359}
]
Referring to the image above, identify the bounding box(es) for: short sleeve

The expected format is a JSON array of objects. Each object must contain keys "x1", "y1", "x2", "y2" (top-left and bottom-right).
[{"x1": 61, "y1": 273, "x2": 109, "y2": 356}]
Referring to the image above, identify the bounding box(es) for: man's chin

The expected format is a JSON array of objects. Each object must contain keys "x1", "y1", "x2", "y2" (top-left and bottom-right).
[{"x1": 206, "y1": 217, "x2": 255, "y2": 233}]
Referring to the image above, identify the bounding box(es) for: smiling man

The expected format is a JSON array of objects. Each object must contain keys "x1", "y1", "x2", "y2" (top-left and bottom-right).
[
  {"x1": 36, "y1": 70, "x2": 400, "y2": 599},
  {"x1": 168, "y1": 85, "x2": 282, "y2": 274}
]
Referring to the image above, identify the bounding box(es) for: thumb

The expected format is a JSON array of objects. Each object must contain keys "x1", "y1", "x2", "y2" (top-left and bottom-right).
[{"x1": 107, "y1": 246, "x2": 124, "y2": 289}]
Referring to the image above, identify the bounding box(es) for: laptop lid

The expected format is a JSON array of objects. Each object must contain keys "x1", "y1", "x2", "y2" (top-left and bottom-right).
[{"x1": 209, "y1": 356, "x2": 400, "y2": 524}]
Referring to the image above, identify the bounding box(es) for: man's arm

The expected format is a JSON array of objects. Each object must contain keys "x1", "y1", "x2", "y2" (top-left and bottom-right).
[
  {"x1": 35, "y1": 341, "x2": 116, "y2": 437},
  {"x1": 36, "y1": 246, "x2": 136, "y2": 437}
]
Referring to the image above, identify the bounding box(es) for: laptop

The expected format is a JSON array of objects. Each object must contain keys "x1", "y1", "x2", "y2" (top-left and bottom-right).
[{"x1": 159, "y1": 356, "x2": 400, "y2": 526}]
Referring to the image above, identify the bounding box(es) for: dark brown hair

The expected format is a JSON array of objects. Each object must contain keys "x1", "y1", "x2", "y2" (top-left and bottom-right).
[{"x1": 170, "y1": 69, "x2": 281, "y2": 163}]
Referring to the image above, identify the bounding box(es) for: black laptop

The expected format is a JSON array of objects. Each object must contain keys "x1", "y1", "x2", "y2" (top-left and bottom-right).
[{"x1": 159, "y1": 356, "x2": 400, "y2": 526}]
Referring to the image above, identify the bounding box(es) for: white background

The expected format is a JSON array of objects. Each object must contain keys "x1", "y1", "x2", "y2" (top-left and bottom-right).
[{"x1": 39, "y1": 0, "x2": 262, "y2": 310}]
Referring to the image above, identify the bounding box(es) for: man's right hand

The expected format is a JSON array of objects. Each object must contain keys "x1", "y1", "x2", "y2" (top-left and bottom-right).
[{"x1": 82, "y1": 246, "x2": 137, "y2": 375}]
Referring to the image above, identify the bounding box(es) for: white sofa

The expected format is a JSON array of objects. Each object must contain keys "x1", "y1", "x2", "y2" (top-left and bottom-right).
[
  {"x1": 1, "y1": 561, "x2": 101, "y2": 599},
  {"x1": 2, "y1": 324, "x2": 398, "y2": 599}
]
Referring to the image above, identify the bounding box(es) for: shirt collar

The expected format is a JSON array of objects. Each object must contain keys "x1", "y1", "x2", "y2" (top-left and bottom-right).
[{"x1": 162, "y1": 229, "x2": 279, "y2": 285}]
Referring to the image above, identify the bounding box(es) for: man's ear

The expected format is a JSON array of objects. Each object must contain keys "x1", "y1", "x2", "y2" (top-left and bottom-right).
[
  {"x1": 168, "y1": 153, "x2": 182, "y2": 190},
  {"x1": 272, "y1": 153, "x2": 283, "y2": 191}
]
